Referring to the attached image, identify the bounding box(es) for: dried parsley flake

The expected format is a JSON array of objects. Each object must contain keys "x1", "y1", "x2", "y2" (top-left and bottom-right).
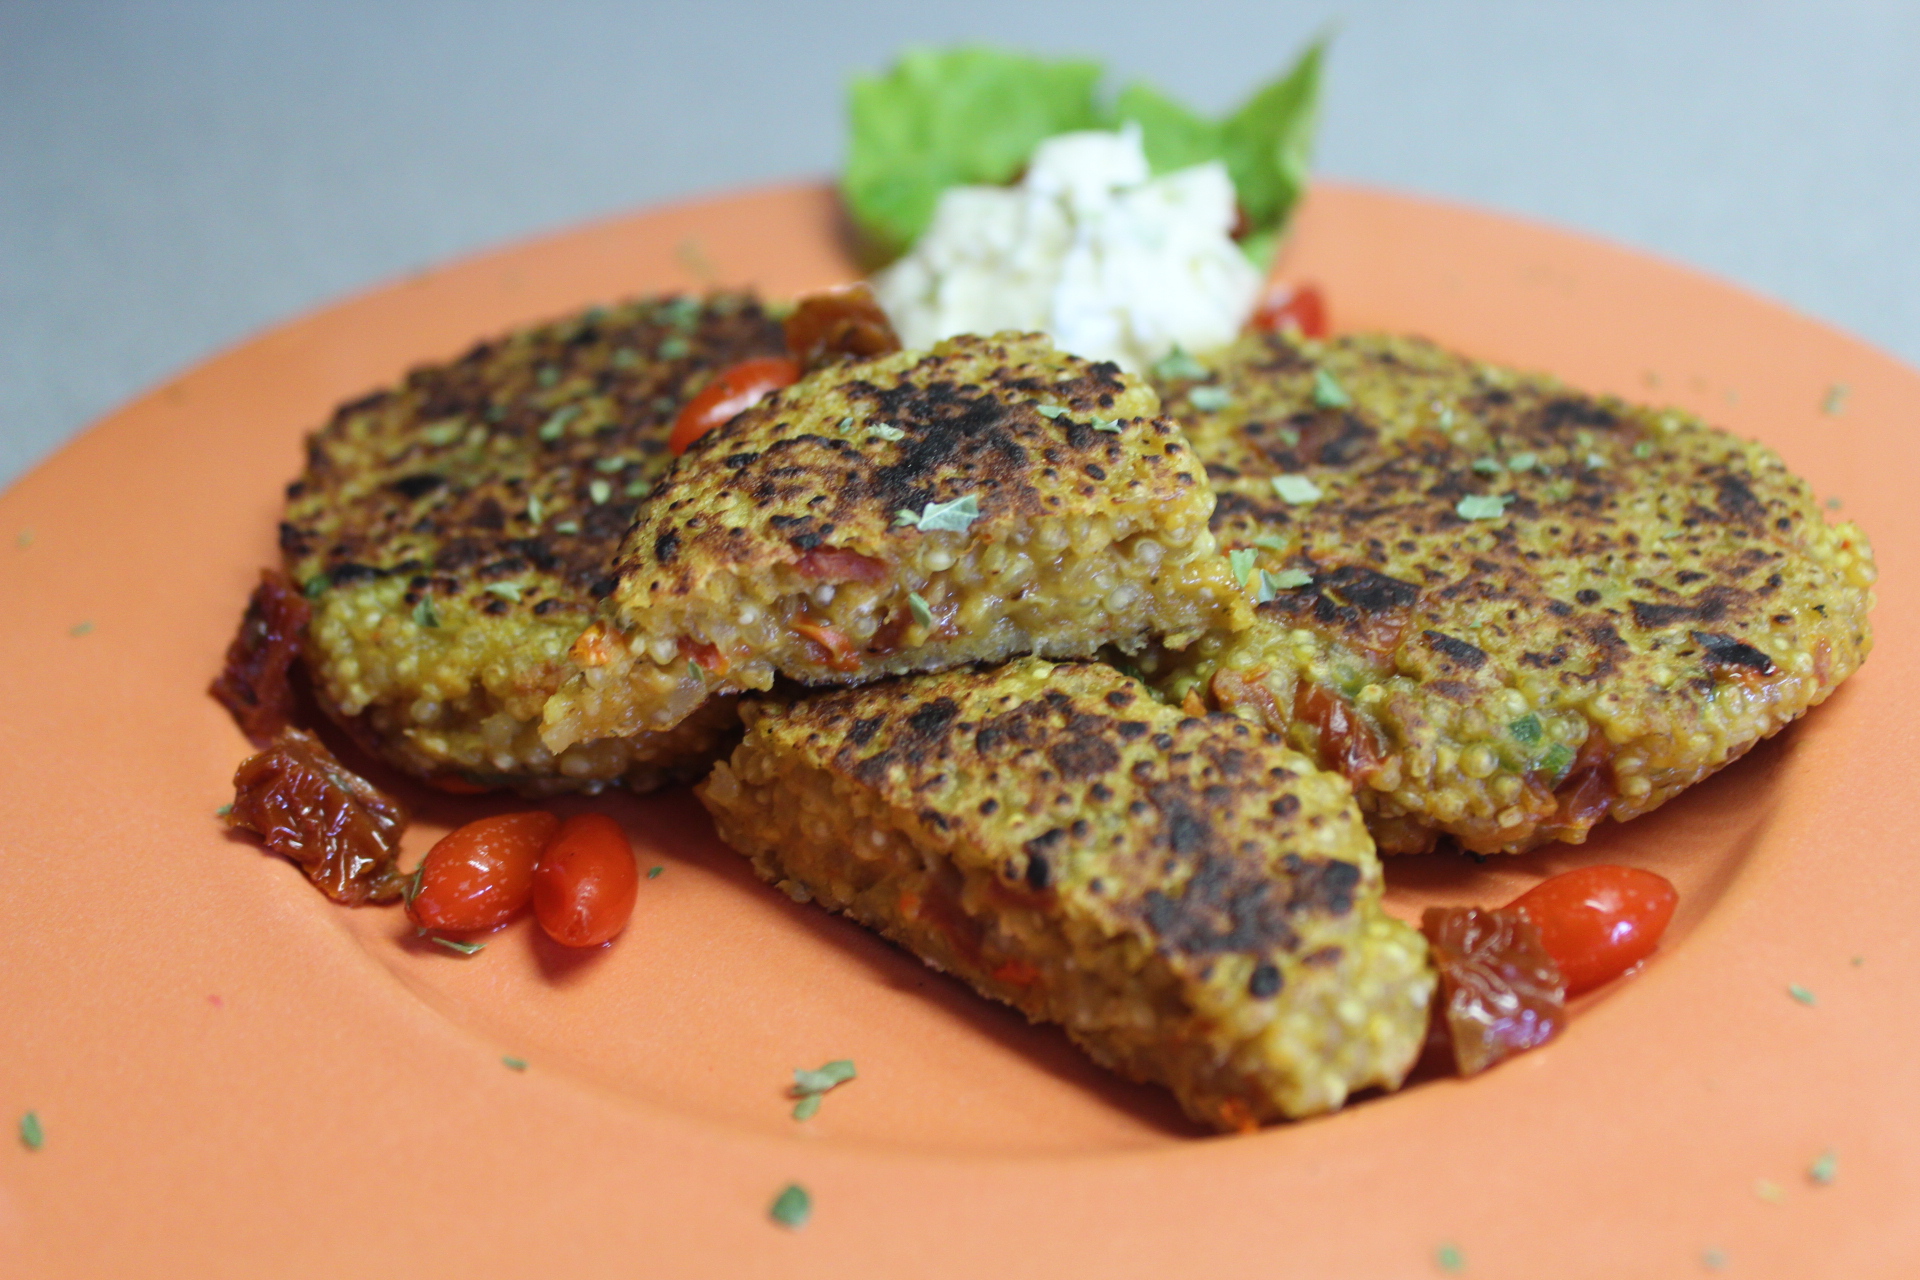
[
  {"x1": 588, "y1": 479, "x2": 612, "y2": 505},
  {"x1": 647, "y1": 865, "x2": 664, "y2": 879},
  {"x1": 1090, "y1": 416, "x2": 1122, "y2": 433},
  {"x1": 502, "y1": 1056, "x2": 529, "y2": 1072},
  {"x1": 1151, "y1": 346, "x2": 1207, "y2": 381},
  {"x1": 769, "y1": 1183, "x2": 811, "y2": 1229},
  {"x1": 1188, "y1": 385, "x2": 1233, "y2": 411},
  {"x1": 1035, "y1": 404, "x2": 1069, "y2": 420},
  {"x1": 868, "y1": 423, "x2": 905, "y2": 441},
  {"x1": 1455, "y1": 494, "x2": 1511, "y2": 521},
  {"x1": 1312, "y1": 368, "x2": 1350, "y2": 409},
  {"x1": 1271, "y1": 475, "x2": 1322, "y2": 504},
  {"x1": 413, "y1": 600, "x2": 440, "y2": 629},
  {"x1": 1809, "y1": 1150, "x2": 1837, "y2": 1185},
  {"x1": 1788, "y1": 983, "x2": 1816, "y2": 1006},
  {"x1": 1509, "y1": 713, "x2": 1543, "y2": 745},
  {"x1": 19, "y1": 1111, "x2": 43, "y2": 1151},
  {"x1": 1823, "y1": 383, "x2": 1849, "y2": 415},
  {"x1": 792, "y1": 1060, "x2": 857, "y2": 1095},
  {"x1": 907, "y1": 592, "x2": 934, "y2": 629},
  {"x1": 1434, "y1": 1242, "x2": 1464, "y2": 1273},
  {"x1": 484, "y1": 583, "x2": 523, "y2": 602},
  {"x1": 900, "y1": 494, "x2": 981, "y2": 534},
  {"x1": 538, "y1": 406, "x2": 579, "y2": 441},
  {"x1": 1229, "y1": 548, "x2": 1257, "y2": 589},
  {"x1": 594, "y1": 455, "x2": 628, "y2": 473}
]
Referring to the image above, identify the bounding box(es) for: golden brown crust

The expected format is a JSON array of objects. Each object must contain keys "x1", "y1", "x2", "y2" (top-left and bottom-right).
[
  {"x1": 1150, "y1": 331, "x2": 1877, "y2": 853},
  {"x1": 699, "y1": 658, "x2": 1432, "y2": 1129},
  {"x1": 282, "y1": 293, "x2": 784, "y2": 791}
]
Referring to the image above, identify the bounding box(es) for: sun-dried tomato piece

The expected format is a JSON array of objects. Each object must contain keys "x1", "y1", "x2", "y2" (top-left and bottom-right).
[
  {"x1": 783, "y1": 284, "x2": 902, "y2": 370},
  {"x1": 226, "y1": 729, "x2": 408, "y2": 905},
  {"x1": 1421, "y1": 905, "x2": 1566, "y2": 1075},
  {"x1": 1294, "y1": 680, "x2": 1384, "y2": 782},
  {"x1": 794, "y1": 545, "x2": 888, "y2": 583},
  {"x1": 209, "y1": 569, "x2": 312, "y2": 746}
]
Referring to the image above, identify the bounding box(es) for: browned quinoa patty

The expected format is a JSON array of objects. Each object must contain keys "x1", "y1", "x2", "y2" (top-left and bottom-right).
[
  {"x1": 541, "y1": 333, "x2": 1249, "y2": 752},
  {"x1": 1147, "y1": 331, "x2": 1876, "y2": 854},
  {"x1": 699, "y1": 658, "x2": 1433, "y2": 1130},
  {"x1": 281, "y1": 293, "x2": 786, "y2": 793}
]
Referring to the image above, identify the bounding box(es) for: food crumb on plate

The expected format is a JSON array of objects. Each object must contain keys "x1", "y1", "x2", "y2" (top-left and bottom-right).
[
  {"x1": 18, "y1": 1111, "x2": 43, "y2": 1151},
  {"x1": 501, "y1": 1056, "x2": 528, "y2": 1072},
  {"x1": 1788, "y1": 983, "x2": 1817, "y2": 1006},
  {"x1": 1701, "y1": 1246, "x2": 1728, "y2": 1271}
]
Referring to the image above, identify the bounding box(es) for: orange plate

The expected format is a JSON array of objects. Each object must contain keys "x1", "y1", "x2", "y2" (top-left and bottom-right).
[{"x1": 2, "y1": 183, "x2": 1917, "y2": 1278}]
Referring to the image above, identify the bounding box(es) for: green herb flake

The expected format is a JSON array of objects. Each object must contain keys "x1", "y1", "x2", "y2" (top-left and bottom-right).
[
  {"x1": 647, "y1": 865, "x2": 664, "y2": 879},
  {"x1": 1539, "y1": 741, "x2": 1575, "y2": 781},
  {"x1": 907, "y1": 591, "x2": 934, "y2": 629},
  {"x1": 868, "y1": 423, "x2": 905, "y2": 442},
  {"x1": 1633, "y1": 440, "x2": 1655, "y2": 459},
  {"x1": 588, "y1": 479, "x2": 612, "y2": 506},
  {"x1": 538, "y1": 405, "x2": 580, "y2": 442},
  {"x1": 1254, "y1": 568, "x2": 1310, "y2": 605},
  {"x1": 1311, "y1": 367, "x2": 1350, "y2": 409},
  {"x1": 1755, "y1": 1178, "x2": 1784, "y2": 1203},
  {"x1": 1151, "y1": 346, "x2": 1208, "y2": 382},
  {"x1": 422, "y1": 418, "x2": 465, "y2": 447},
  {"x1": 1250, "y1": 534, "x2": 1290, "y2": 552},
  {"x1": 792, "y1": 1093, "x2": 822, "y2": 1121},
  {"x1": 1188, "y1": 385, "x2": 1233, "y2": 412},
  {"x1": 1471, "y1": 457, "x2": 1502, "y2": 476},
  {"x1": 609, "y1": 347, "x2": 641, "y2": 370},
  {"x1": 768, "y1": 1182, "x2": 811, "y2": 1230},
  {"x1": 526, "y1": 494, "x2": 545, "y2": 526},
  {"x1": 483, "y1": 583, "x2": 522, "y2": 602},
  {"x1": 302, "y1": 574, "x2": 330, "y2": 599},
  {"x1": 1702, "y1": 1247, "x2": 1729, "y2": 1271},
  {"x1": 792, "y1": 1059, "x2": 858, "y2": 1095},
  {"x1": 1271, "y1": 474, "x2": 1321, "y2": 504},
  {"x1": 1823, "y1": 383, "x2": 1849, "y2": 415},
  {"x1": 1035, "y1": 404, "x2": 1070, "y2": 421},
  {"x1": 69, "y1": 620, "x2": 93, "y2": 637},
  {"x1": 1434, "y1": 1242, "x2": 1465, "y2": 1274},
  {"x1": 1509, "y1": 713, "x2": 1543, "y2": 745},
  {"x1": 403, "y1": 864, "x2": 425, "y2": 905},
  {"x1": 1506, "y1": 451, "x2": 1538, "y2": 472},
  {"x1": 1851, "y1": 954, "x2": 1865, "y2": 967},
  {"x1": 1585, "y1": 452, "x2": 1607, "y2": 470},
  {"x1": 626, "y1": 479, "x2": 653, "y2": 499},
  {"x1": 19, "y1": 1111, "x2": 43, "y2": 1151},
  {"x1": 905, "y1": 493, "x2": 981, "y2": 534},
  {"x1": 552, "y1": 519, "x2": 579, "y2": 535},
  {"x1": 1229, "y1": 548, "x2": 1257, "y2": 588},
  {"x1": 664, "y1": 295, "x2": 703, "y2": 330},
  {"x1": 593, "y1": 455, "x2": 628, "y2": 474},
  {"x1": 1826, "y1": 496, "x2": 1842, "y2": 510},
  {"x1": 536, "y1": 366, "x2": 559, "y2": 389},
  {"x1": 501, "y1": 1055, "x2": 529, "y2": 1072},
  {"x1": 430, "y1": 936, "x2": 485, "y2": 956},
  {"x1": 215, "y1": 803, "x2": 233, "y2": 819},
  {"x1": 1455, "y1": 494, "x2": 1511, "y2": 521},
  {"x1": 687, "y1": 660, "x2": 703, "y2": 681},
  {"x1": 894, "y1": 508, "x2": 920, "y2": 527},
  {"x1": 657, "y1": 336, "x2": 692, "y2": 361},
  {"x1": 1789, "y1": 983, "x2": 1816, "y2": 1006},
  {"x1": 412, "y1": 599, "x2": 440, "y2": 629},
  {"x1": 1809, "y1": 1150, "x2": 1837, "y2": 1185},
  {"x1": 1087, "y1": 416, "x2": 1120, "y2": 433}
]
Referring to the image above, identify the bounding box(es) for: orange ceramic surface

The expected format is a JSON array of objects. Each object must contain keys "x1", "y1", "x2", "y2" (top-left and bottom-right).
[{"x1": 2, "y1": 183, "x2": 1916, "y2": 1278}]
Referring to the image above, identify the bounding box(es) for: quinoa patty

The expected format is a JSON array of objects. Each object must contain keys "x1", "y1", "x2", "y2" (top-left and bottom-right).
[
  {"x1": 281, "y1": 293, "x2": 786, "y2": 793},
  {"x1": 1148, "y1": 331, "x2": 1876, "y2": 854},
  {"x1": 699, "y1": 658, "x2": 1433, "y2": 1130},
  {"x1": 541, "y1": 333, "x2": 1249, "y2": 752}
]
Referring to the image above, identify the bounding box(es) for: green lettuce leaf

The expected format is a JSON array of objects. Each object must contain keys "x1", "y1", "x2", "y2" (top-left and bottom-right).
[
  {"x1": 843, "y1": 47, "x2": 1105, "y2": 262},
  {"x1": 1118, "y1": 35, "x2": 1325, "y2": 237}
]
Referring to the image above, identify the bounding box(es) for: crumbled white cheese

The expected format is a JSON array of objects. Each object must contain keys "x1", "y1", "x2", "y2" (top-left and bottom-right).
[{"x1": 871, "y1": 125, "x2": 1262, "y2": 372}]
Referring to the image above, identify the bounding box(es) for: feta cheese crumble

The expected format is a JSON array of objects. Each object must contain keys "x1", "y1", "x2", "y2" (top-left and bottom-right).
[{"x1": 871, "y1": 125, "x2": 1262, "y2": 372}]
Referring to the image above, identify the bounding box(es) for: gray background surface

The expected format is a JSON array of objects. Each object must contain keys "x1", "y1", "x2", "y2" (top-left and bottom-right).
[{"x1": 4, "y1": 1, "x2": 1916, "y2": 488}]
